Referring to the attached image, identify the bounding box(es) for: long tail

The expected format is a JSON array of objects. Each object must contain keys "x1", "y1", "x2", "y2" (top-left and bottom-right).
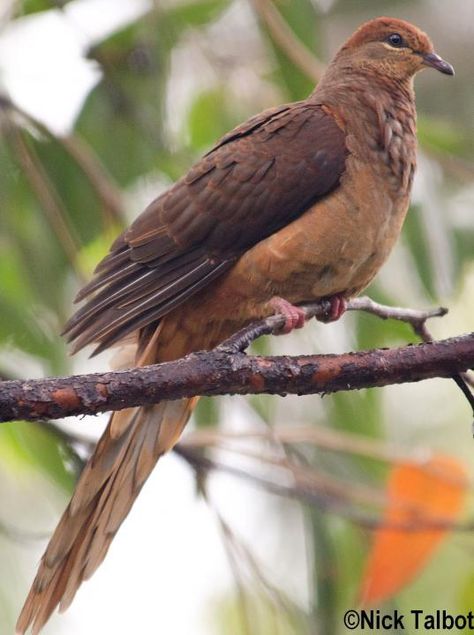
[{"x1": 16, "y1": 398, "x2": 196, "y2": 635}]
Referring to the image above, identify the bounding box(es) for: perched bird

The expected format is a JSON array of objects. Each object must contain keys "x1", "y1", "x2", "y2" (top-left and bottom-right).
[{"x1": 17, "y1": 16, "x2": 454, "y2": 634}]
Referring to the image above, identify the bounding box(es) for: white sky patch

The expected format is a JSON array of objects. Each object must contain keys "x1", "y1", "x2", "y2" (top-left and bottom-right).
[
  {"x1": 0, "y1": 0, "x2": 151, "y2": 136},
  {"x1": 63, "y1": 0, "x2": 152, "y2": 49},
  {"x1": 0, "y1": 9, "x2": 101, "y2": 135}
]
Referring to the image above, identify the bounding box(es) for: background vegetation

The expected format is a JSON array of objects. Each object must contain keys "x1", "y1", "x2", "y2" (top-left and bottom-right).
[{"x1": 0, "y1": 0, "x2": 473, "y2": 633}]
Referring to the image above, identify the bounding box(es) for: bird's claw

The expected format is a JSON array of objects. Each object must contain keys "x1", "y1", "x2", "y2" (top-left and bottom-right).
[
  {"x1": 317, "y1": 295, "x2": 347, "y2": 323},
  {"x1": 269, "y1": 297, "x2": 306, "y2": 334}
]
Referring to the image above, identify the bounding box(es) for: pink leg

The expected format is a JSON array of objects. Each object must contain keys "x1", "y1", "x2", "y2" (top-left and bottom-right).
[
  {"x1": 269, "y1": 297, "x2": 306, "y2": 334},
  {"x1": 318, "y1": 295, "x2": 347, "y2": 323}
]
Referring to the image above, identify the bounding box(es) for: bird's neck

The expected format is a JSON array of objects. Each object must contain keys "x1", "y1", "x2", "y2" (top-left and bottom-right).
[
  {"x1": 311, "y1": 66, "x2": 417, "y2": 198},
  {"x1": 311, "y1": 64, "x2": 415, "y2": 113},
  {"x1": 311, "y1": 63, "x2": 417, "y2": 151}
]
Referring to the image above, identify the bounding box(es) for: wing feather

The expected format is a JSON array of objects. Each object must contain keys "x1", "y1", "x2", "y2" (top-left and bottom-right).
[{"x1": 63, "y1": 101, "x2": 347, "y2": 354}]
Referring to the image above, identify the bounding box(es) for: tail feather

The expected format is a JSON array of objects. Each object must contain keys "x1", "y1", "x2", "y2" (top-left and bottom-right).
[
  {"x1": 68, "y1": 408, "x2": 138, "y2": 515},
  {"x1": 16, "y1": 397, "x2": 195, "y2": 635}
]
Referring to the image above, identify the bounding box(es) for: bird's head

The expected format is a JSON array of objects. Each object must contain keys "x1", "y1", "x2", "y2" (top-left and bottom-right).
[{"x1": 335, "y1": 17, "x2": 454, "y2": 81}]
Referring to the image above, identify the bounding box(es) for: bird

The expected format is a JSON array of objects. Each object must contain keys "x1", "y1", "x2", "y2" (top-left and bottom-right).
[{"x1": 17, "y1": 16, "x2": 454, "y2": 634}]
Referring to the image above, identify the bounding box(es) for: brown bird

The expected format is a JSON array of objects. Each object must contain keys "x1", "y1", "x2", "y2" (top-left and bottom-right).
[{"x1": 17, "y1": 16, "x2": 454, "y2": 634}]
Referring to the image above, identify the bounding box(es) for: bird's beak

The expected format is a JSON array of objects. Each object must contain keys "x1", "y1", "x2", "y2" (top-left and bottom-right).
[{"x1": 422, "y1": 52, "x2": 455, "y2": 76}]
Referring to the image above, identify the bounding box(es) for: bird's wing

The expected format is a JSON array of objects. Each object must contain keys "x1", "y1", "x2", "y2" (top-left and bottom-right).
[{"x1": 63, "y1": 102, "x2": 347, "y2": 354}]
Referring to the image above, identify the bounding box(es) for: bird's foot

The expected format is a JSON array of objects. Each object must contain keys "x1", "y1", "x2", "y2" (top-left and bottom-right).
[
  {"x1": 318, "y1": 295, "x2": 347, "y2": 323},
  {"x1": 269, "y1": 297, "x2": 306, "y2": 334}
]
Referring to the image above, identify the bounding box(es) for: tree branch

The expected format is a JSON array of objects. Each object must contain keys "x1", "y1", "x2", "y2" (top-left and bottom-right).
[
  {"x1": 250, "y1": 0, "x2": 326, "y2": 83},
  {"x1": 0, "y1": 298, "x2": 472, "y2": 423}
]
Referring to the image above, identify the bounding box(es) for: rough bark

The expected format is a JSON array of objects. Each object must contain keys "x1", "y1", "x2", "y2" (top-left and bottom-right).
[{"x1": 1, "y1": 332, "x2": 473, "y2": 423}]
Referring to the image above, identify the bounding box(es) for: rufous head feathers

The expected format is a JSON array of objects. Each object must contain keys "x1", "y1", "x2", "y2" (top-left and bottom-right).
[{"x1": 335, "y1": 17, "x2": 454, "y2": 80}]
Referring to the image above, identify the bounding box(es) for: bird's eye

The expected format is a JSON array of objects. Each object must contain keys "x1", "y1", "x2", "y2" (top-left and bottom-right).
[{"x1": 387, "y1": 33, "x2": 404, "y2": 48}]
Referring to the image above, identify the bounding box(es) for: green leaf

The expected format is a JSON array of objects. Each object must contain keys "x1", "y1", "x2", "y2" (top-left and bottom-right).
[
  {"x1": 0, "y1": 422, "x2": 76, "y2": 493},
  {"x1": 402, "y1": 204, "x2": 436, "y2": 299},
  {"x1": 262, "y1": 0, "x2": 320, "y2": 100},
  {"x1": 166, "y1": 0, "x2": 229, "y2": 29},
  {"x1": 308, "y1": 508, "x2": 338, "y2": 634},
  {"x1": 458, "y1": 571, "x2": 474, "y2": 616},
  {"x1": 77, "y1": 228, "x2": 121, "y2": 277},
  {"x1": 19, "y1": 0, "x2": 67, "y2": 15},
  {"x1": 194, "y1": 396, "x2": 220, "y2": 427},
  {"x1": 418, "y1": 116, "x2": 472, "y2": 158},
  {"x1": 213, "y1": 592, "x2": 306, "y2": 635},
  {"x1": 0, "y1": 242, "x2": 66, "y2": 369},
  {"x1": 354, "y1": 310, "x2": 416, "y2": 351},
  {"x1": 329, "y1": 389, "x2": 382, "y2": 444},
  {"x1": 187, "y1": 89, "x2": 237, "y2": 151}
]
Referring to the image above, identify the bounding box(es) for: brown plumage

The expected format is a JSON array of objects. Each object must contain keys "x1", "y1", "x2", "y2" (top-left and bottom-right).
[{"x1": 17, "y1": 17, "x2": 454, "y2": 634}]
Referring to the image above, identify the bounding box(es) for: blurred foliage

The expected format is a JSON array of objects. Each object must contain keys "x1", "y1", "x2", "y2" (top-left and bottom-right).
[
  {"x1": 266, "y1": 0, "x2": 318, "y2": 99},
  {"x1": 0, "y1": 0, "x2": 473, "y2": 634},
  {"x1": 0, "y1": 422, "x2": 77, "y2": 491},
  {"x1": 214, "y1": 592, "x2": 309, "y2": 634}
]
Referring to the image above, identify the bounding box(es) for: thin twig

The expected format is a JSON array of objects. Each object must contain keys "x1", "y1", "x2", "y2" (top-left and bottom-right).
[
  {"x1": 41, "y1": 420, "x2": 94, "y2": 462},
  {"x1": 1, "y1": 114, "x2": 86, "y2": 282},
  {"x1": 198, "y1": 442, "x2": 388, "y2": 507},
  {"x1": 220, "y1": 296, "x2": 473, "y2": 415},
  {"x1": 39, "y1": 420, "x2": 470, "y2": 533},
  {"x1": 214, "y1": 505, "x2": 295, "y2": 615},
  {"x1": 60, "y1": 134, "x2": 126, "y2": 229},
  {"x1": 219, "y1": 297, "x2": 447, "y2": 353},
  {"x1": 0, "y1": 96, "x2": 126, "y2": 229},
  {"x1": 347, "y1": 296, "x2": 448, "y2": 330},
  {"x1": 348, "y1": 297, "x2": 474, "y2": 413},
  {"x1": 201, "y1": 486, "x2": 254, "y2": 635},
  {"x1": 250, "y1": 0, "x2": 325, "y2": 83},
  {"x1": 202, "y1": 484, "x2": 296, "y2": 631},
  {"x1": 175, "y1": 445, "x2": 474, "y2": 533},
  {"x1": 180, "y1": 424, "x2": 430, "y2": 466}
]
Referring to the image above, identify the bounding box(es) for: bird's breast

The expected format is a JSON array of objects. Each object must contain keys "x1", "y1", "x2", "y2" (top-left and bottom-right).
[
  {"x1": 206, "y1": 152, "x2": 412, "y2": 318},
  {"x1": 189, "y1": 101, "x2": 417, "y2": 324},
  {"x1": 347, "y1": 92, "x2": 417, "y2": 197}
]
